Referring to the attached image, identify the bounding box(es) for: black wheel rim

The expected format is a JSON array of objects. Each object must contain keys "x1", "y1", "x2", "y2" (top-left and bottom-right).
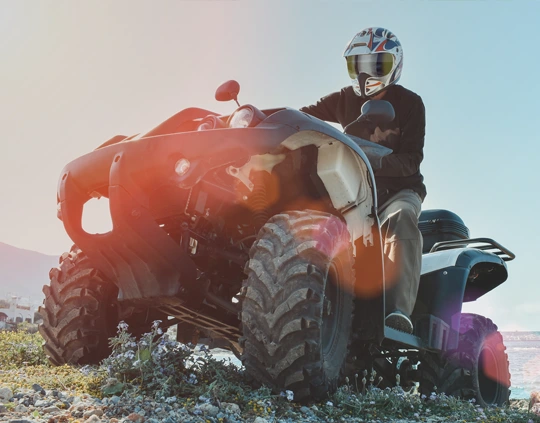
[
  {"x1": 478, "y1": 345, "x2": 500, "y2": 404},
  {"x1": 321, "y1": 263, "x2": 341, "y2": 358}
]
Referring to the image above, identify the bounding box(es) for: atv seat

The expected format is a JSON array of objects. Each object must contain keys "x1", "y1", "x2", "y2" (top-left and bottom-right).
[{"x1": 418, "y1": 209, "x2": 470, "y2": 254}]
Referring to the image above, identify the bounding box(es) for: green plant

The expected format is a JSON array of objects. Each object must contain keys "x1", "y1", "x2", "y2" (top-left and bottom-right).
[
  {"x1": 0, "y1": 329, "x2": 48, "y2": 368},
  {"x1": 101, "y1": 321, "x2": 245, "y2": 400}
]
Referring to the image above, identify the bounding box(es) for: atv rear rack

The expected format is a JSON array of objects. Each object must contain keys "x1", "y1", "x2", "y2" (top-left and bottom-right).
[{"x1": 430, "y1": 237, "x2": 515, "y2": 262}]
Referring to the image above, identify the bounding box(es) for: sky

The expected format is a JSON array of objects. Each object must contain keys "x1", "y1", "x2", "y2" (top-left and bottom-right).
[{"x1": 1, "y1": 0, "x2": 539, "y2": 330}]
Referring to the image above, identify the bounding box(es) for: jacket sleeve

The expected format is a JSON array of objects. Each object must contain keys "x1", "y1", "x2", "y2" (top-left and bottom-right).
[
  {"x1": 374, "y1": 96, "x2": 425, "y2": 178},
  {"x1": 299, "y1": 91, "x2": 341, "y2": 123}
]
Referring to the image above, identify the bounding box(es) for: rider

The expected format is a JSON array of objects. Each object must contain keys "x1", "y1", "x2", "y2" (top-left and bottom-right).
[{"x1": 300, "y1": 27, "x2": 426, "y2": 334}]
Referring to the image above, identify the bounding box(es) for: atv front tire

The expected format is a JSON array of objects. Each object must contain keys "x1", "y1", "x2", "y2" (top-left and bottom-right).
[
  {"x1": 418, "y1": 313, "x2": 510, "y2": 407},
  {"x1": 39, "y1": 247, "x2": 118, "y2": 365},
  {"x1": 241, "y1": 211, "x2": 354, "y2": 401}
]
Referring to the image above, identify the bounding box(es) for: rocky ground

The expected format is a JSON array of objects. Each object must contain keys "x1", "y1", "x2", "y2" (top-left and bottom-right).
[
  {"x1": 3, "y1": 383, "x2": 244, "y2": 423},
  {"x1": 2, "y1": 328, "x2": 539, "y2": 423},
  {"x1": 0, "y1": 383, "x2": 536, "y2": 423}
]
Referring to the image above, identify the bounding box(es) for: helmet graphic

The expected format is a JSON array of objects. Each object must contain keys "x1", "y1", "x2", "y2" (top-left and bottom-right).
[{"x1": 343, "y1": 27, "x2": 403, "y2": 98}]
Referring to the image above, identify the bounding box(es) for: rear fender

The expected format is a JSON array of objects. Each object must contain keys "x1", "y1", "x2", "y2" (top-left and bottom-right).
[{"x1": 414, "y1": 248, "x2": 508, "y2": 349}]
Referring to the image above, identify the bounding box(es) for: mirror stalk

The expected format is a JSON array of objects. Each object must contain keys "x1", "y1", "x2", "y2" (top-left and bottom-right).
[{"x1": 343, "y1": 117, "x2": 362, "y2": 134}]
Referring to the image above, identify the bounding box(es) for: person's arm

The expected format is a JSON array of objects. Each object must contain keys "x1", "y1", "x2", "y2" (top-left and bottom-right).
[
  {"x1": 374, "y1": 96, "x2": 425, "y2": 177},
  {"x1": 299, "y1": 91, "x2": 341, "y2": 123}
]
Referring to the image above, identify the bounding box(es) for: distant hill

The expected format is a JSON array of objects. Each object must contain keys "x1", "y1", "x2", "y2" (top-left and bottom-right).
[{"x1": 0, "y1": 242, "x2": 59, "y2": 301}]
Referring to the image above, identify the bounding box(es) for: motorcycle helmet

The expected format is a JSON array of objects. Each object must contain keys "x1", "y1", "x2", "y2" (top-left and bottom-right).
[{"x1": 343, "y1": 27, "x2": 403, "y2": 98}]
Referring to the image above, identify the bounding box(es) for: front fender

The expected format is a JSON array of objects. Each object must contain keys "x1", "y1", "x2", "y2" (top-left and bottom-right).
[{"x1": 56, "y1": 107, "x2": 387, "y2": 301}]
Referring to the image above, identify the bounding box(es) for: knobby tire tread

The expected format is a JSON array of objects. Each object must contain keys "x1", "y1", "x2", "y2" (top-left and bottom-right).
[
  {"x1": 418, "y1": 313, "x2": 511, "y2": 407},
  {"x1": 241, "y1": 211, "x2": 354, "y2": 401},
  {"x1": 39, "y1": 248, "x2": 117, "y2": 366}
]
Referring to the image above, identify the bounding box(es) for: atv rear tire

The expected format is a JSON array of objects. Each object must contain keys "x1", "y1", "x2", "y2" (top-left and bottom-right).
[
  {"x1": 418, "y1": 313, "x2": 510, "y2": 407},
  {"x1": 39, "y1": 247, "x2": 119, "y2": 365},
  {"x1": 241, "y1": 211, "x2": 354, "y2": 401}
]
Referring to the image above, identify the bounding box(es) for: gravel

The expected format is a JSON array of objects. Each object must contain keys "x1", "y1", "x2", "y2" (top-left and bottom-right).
[
  {"x1": 0, "y1": 383, "x2": 535, "y2": 423},
  {"x1": 0, "y1": 384, "x2": 262, "y2": 423}
]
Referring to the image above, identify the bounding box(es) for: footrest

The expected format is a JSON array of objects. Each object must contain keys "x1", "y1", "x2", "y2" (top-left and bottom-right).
[{"x1": 414, "y1": 314, "x2": 450, "y2": 350}]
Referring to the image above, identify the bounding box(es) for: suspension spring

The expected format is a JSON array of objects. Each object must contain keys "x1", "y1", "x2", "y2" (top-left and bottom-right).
[{"x1": 249, "y1": 172, "x2": 270, "y2": 229}]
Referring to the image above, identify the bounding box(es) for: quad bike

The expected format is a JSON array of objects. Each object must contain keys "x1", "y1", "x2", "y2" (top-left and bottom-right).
[{"x1": 39, "y1": 80, "x2": 515, "y2": 406}]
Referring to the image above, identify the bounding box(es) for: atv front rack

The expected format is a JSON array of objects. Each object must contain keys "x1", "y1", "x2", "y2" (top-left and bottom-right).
[{"x1": 429, "y1": 237, "x2": 515, "y2": 262}]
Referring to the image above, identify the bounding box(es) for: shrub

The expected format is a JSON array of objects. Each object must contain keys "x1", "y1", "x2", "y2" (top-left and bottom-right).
[
  {"x1": 0, "y1": 329, "x2": 48, "y2": 368},
  {"x1": 101, "y1": 321, "x2": 255, "y2": 404}
]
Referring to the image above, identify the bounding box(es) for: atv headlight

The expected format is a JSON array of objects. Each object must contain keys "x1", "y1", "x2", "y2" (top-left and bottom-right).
[
  {"x1": 229, "y1": 107, "x2": 254, "y2": 128},
  {"x1": 175, "y1": 158, "x2": 191, "y2": 176}
]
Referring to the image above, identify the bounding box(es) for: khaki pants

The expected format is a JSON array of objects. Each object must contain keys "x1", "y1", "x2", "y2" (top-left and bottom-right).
[{"x1": 378, "y1": 189, "x2": 423, "y2": 317}]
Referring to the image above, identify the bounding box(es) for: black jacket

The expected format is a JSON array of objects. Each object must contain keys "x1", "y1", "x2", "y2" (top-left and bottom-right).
[{"x1": 300, "y1": 84, "x2": 427, "y2": 205}]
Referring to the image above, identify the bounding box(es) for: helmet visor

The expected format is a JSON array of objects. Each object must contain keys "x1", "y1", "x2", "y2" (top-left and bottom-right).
[{"x1": 346, "y1": 53, "x2": 394, "y2": 79}]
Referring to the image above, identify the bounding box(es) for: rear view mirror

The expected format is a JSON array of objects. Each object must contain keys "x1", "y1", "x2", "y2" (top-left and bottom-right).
[
  {"x1": 359, "y1": 100, "x2": 395, "y2": 124},
  {"x1": 215, "y1": 80, "x2": 240, "y2": 106},
  {"x1": 343, "y1": 99, "x2": 396, "y2": 134}
]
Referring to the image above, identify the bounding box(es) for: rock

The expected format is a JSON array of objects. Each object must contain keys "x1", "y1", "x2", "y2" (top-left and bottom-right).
[
  {"x1": 32, "y1": 383, "x2": 45, "y2": 394},
  {"x1": 8, "y1": 420, "x2": 35, "y2": 423},
  {"x1": 54, "y1": 400, "x2": 67, "y2": 410},
  {"x1": 127, "y1": 413, "x2": 144, "y2": 422},
  {"x1": 34, "y1": 399, "x2": 50, "y2": 407},
  {"x1": 43, "y1": 406, "x2": 61, "y2": 414},
  {"x1": 14, "y1": 404, "x2": 28, "y2": 413},
  {"x1": 0, "y1": 386, "x2": 13, "y2": 402},
  {"x1": 84, "y1": 416, "x2": 102, "y2": 423},
  {"x1": 83, "y1": 409, "x2": 104, "y2": 418},
  {"x1": 300, "y1": 406, "x2": 311, "y2": 414},
  {"x1": 253, "y1": 417, "x2": 269, "y2": 423},
  {"x1": 199, "y1": 403, "x2": 219, "y2": 416},
  {"x1": 110, "y1": 395, "x2": 121, "y2": 405},
  {"x1": 109, "y1": 419, "x2": 119, "y2": 423},
  {"x1": 221, "y1": 402, "x2": 241, "y2": 415},
  {"x1": 0, "y1": 404, "x2": 6, "y2": 413}
]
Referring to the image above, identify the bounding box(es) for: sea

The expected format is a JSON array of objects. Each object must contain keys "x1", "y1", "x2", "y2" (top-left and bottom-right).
[
  {"x1": 502, "y1": 331, "x2": 540, "y2": 399},
  {"x1": 209, "y1": 331, "x2": 540, "y2": 400}
]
